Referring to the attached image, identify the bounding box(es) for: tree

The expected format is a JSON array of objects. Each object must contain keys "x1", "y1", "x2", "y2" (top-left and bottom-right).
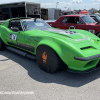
[{"x1": 88, "y1": 8, "x2": 98, "y2": 13}]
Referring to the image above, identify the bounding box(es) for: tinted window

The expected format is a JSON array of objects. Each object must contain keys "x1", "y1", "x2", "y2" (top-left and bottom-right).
[
  {"x1": 67, "y1": 17, "x2": 76, "y2": 23},
  {"x1": 62, "y1": 17, "x2": 69, "y2": 23},
  {"x1": 62, "y1": 17, "x2": 84, "y2": 24},
  {"x1": 79, "y1": 18, "x2": 84, "y2": 24},
  {"x1": 62, "y1": 17, "x2": 76, "y2": 23}
]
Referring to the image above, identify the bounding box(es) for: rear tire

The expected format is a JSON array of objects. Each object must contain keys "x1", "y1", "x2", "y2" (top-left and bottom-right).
[
  {"x1": 36, "y1": 45, "x2": 67, "y2": 73},
  {"x1": 0, "y1": 38, "x2": 6, "y2": 50}
]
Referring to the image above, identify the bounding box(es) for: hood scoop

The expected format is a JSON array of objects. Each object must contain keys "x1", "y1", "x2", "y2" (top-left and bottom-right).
[
  {"x1": 70, "y1": 36, "x2": 88, "y2": 41},
  {"x1": 38, "y1": 27, "x2": 78, "y2": 35},
  {"x1": 38, "y1": 27, "x2": 89, "y2": 41}
]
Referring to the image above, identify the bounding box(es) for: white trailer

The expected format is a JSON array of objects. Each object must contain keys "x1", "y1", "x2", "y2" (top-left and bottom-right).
[
  {"x1": 48, "y1": 8, "x2": 61, "y2": 20},
  {"x1": 0, "y1": 1, "x2": 41, "y2": 20}
]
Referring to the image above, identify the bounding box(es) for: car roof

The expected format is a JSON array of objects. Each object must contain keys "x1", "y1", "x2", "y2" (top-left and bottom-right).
[
  {"x1": 61, "y1": 14, "x2": 88, "y2": 18},
  {"x1": 90, "y1": 15, "x2": 98, "y2": 17}
]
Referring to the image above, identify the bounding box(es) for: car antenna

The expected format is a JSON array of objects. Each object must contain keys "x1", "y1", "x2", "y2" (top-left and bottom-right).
[{"x1": 34, "y1": 17, "x2": 36, "y2": 22}]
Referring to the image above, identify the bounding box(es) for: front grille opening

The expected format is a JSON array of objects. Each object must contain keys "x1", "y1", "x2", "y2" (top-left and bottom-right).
[
  {"x1": 85, "y1": 59, "x2": 97, "y2": 68},
  {"x1": 81, "y1": 46, "x2": 91, "y2": 50}
]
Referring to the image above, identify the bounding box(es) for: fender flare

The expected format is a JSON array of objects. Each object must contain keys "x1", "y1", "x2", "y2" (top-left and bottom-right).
[{"x1": 35, "y1": 40, "x2": 63, "y2": 61}]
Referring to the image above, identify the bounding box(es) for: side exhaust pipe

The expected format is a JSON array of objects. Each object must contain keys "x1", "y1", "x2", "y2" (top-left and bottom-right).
[{"x1": 6, "y1": 46, "x2": 36, "y2": 59}]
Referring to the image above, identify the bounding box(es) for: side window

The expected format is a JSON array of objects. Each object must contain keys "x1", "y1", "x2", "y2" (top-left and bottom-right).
[
  {"x1": 74, "y1": 17, "x2": 84, "y2": 24},
  {"x1": 62, "y1": 17, "x2": 69, "y2": 23},
  {"x1": 9, "y1": 20, "x2": 22, "y2": 31},
  {"x1": 92, "y1": 17, "x2": 96, "y2": 21},
  {"x1": 66, "y1": 17, "x2": 76, "y2": 23},
  {"x1": 79, "y1": 18, "x2": 84, "y2": 24}
]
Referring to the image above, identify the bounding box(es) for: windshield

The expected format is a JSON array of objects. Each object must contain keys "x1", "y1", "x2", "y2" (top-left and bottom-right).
[
  {"x1": 95, "y1": 15, "x2": 100, "y2": 21},
  {"x1": 81, "y1": 16, "x2": 96, "y2": 24},
  {"x1": 21, "y1": 19, "x2": 51, "y2": 31}
]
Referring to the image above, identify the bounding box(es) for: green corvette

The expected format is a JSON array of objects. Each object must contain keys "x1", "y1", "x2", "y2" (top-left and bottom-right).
[{"x1": 0, "y1": 17, "x2": 100, "y2": 73}]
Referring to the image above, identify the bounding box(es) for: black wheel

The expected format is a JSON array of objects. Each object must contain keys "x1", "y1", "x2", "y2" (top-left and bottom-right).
[
  {"x1": 0, "y1": 38, "x2": 6, "y2": 50},
  {"x1": 36, "y1": 45, "x2": 67, "y2": 73},
  {"x1": 97, "y1": 33, "x2": 100, "y2": 38}
]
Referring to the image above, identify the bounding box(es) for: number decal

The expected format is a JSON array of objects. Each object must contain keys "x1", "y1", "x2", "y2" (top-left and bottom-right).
[{"x1": 9, "y1": 34, "x2": 17, "y2": 40}]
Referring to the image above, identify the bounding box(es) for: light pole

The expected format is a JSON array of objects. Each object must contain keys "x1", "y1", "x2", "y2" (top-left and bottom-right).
[
  {"x1": 99, "y1": 4, "x2": 100, "y2": 11},
  {"x1": 56, "y1": 2, "x2": 59, "y2": 9},
  {"x1": 85, "y1": 5, "x2": 86, "y2": 10},
  {"x1": 64, "y1": 7, "x2": 67, "y2": 10}
]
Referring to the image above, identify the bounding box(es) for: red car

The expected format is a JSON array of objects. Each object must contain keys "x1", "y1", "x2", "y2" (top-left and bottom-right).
[{"x1": 47, "y1": 15, "x2": 100, "y2": 37}]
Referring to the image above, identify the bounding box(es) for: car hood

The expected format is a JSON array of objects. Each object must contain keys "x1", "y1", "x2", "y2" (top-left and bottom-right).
[
  {"x1": 37, "y1": 27, "x2": 89, "y2": 40},
  {"x1": 27, "y1": 27, "x2": 99, "y2": 41},
  {"x1": 27, "y1": 27, "x2": 98, "y2": 42}
]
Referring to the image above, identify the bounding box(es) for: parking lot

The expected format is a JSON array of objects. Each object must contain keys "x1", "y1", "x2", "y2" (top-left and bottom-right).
[{"x1": 0, "y1": 50, "x2": 100, "y2": 100}]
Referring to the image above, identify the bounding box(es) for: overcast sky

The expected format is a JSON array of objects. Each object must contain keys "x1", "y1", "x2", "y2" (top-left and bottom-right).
[{"x1": 0, "y1": 0, "x2": 100, "y2": 10}]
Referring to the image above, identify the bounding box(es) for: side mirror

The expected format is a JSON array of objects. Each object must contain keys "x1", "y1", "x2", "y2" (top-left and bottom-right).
[{"x1": 11, "y1": 27, "x2": 19, "y2": 32}]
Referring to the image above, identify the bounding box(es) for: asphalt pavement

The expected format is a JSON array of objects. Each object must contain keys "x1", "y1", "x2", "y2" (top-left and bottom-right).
[{"x1": 0, "y1": 50, "x2": 100, "y2": 100}]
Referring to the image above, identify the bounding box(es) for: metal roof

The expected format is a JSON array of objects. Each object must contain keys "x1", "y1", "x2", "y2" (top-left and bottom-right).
[{"x1": 0, "y1": 1, "x2": 40, "y2": 6}]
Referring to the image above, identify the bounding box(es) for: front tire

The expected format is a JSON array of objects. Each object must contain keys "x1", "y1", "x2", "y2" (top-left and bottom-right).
[
  {"x1": 0, "y1": 38, "x2": 6, "y2": 50},
  {"x1": 97, "y1": 33, "x2": 100, "y2": 38},
  {"x1": 36, "y1": 45, "x2": 67, "y2": 73}
]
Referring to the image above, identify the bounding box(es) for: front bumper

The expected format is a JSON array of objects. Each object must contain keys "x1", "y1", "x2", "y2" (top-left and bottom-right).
[
  {"x1": 74, "y1": 54, "x2": 100, "y2": 61},
  {"x1": 67, "y1": 62, "x2": 100, "y2": 73}
]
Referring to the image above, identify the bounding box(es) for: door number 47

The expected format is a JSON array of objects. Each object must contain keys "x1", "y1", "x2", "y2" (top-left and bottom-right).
[{"x1": 9, "y1": 34, "x2": 17, "y2": 40}]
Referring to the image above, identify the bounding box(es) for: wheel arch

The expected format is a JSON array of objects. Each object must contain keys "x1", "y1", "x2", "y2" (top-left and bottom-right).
[
  {"x1": 35, "y1": 39, "x2": 75, "y2": 69},
  {"x1": 36, "y1": 41, "x2": 63, "y2": 59},
  {"x1": 95, "y1": 31, "x2": 100, "y2": 36},
  {"x1": 35, "y1": 42, "x2": 68, "y2": 70}
]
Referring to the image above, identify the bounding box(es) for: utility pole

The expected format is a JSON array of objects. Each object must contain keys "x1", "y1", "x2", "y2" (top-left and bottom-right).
[
  {"x1": 99, "y1": 4, "x2": 100, "y2": 12},
  {"x1": 64, "y1": 7, "x2": 67, "y2": 10},
  {"x1": 56, "y1": 2, "x2": 59, "y2": 9}
]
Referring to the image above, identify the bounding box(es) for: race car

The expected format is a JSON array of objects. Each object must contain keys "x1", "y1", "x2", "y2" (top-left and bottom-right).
[
  {"x1": 47, "y1": 14, "x2": 100, "y2": 38},
  {"x1": 0, "y1": 17, "x2": 100, "y2": 73}
]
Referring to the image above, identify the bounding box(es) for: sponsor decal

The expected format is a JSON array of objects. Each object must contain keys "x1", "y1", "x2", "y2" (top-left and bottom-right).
[
  {"x1": 28, "y1": 36, "x2": 42, "y2": 42},
  {"x1": 8, "y1": 42, "x2": 35, "y2": 52},
  {"x1": 42, "y1": 51, "x2": 47, "y2": 65}
]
